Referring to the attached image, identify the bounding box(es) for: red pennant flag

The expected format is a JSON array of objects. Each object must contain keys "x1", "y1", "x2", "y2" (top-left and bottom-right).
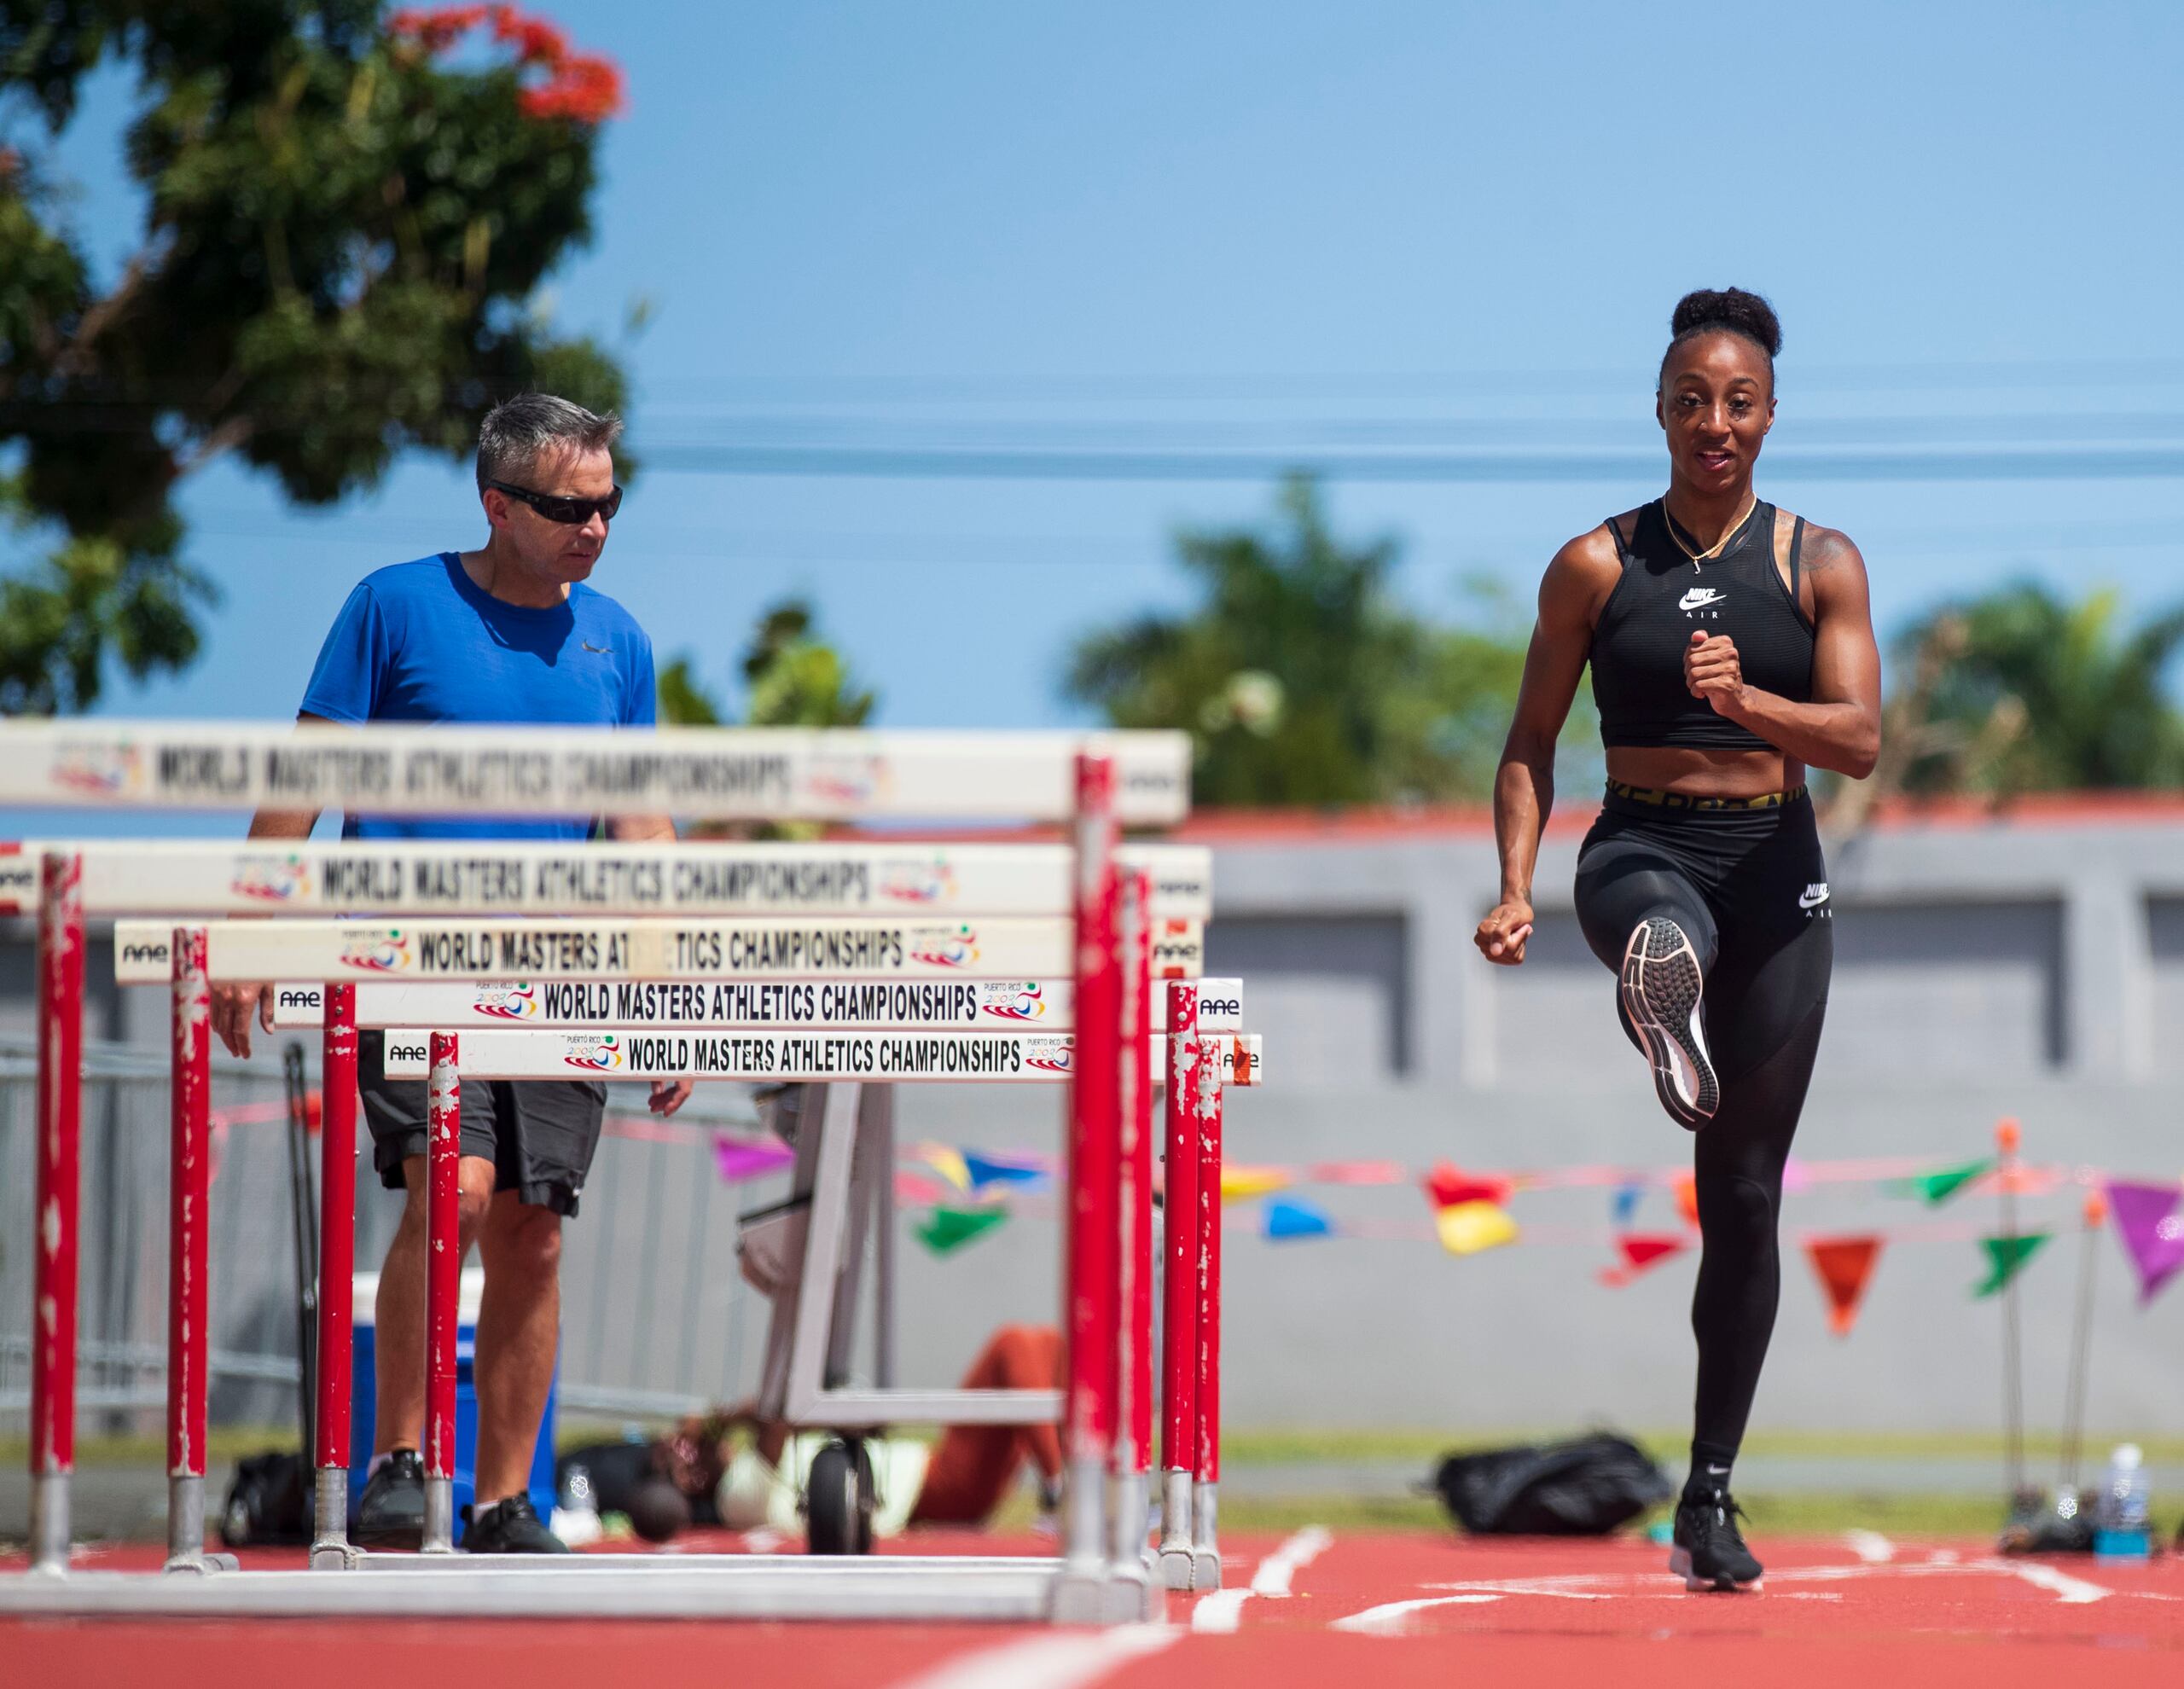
[
  {"x1": 1426, "y1": 1161, "x2": 1513, "y2": 1212},
  {"x1": 1598, "y1": 1232, "x2": 1689, "y2": 1287},
  {"x1": 1805, "y1": 1235, "x2": 1882, "y2": 1336}
]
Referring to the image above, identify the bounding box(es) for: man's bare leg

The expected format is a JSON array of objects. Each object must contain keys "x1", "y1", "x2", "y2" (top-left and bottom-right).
[
  {"x1": 374, "y1": 1155, "x2": 495, "y2": 1455},
  {"x1": 472, "y1": 1191, "x2": 562, "y2": 1505}
]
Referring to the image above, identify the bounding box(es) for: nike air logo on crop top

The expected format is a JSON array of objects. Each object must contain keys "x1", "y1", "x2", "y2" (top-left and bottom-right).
[
  {"x1": 1589, "y1": 502, "x2": 1816, "y2": 752},
  {"x1": 299, "y1": 553, "x2": 657, "y2": 841}
]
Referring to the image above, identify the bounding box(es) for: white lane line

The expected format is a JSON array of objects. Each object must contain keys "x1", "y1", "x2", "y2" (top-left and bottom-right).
[
  {"x1": 884, "y1": 1626, "x2": 1178, "y2": 1689},
  {"x1": 1331, "y1": 1594, "x2": 1503, "y2": 1634},
  {"x1": 1989, "y1": 1559, "x2": 2111, "y2": 1605},
  {"x1": 1191, "y1": 1525, "x2": 1332, "y2": 1634},
  {"x1": 1248, "y1": 1524, "x2": 1333, "y2": 1596},
  {"x1": 1844, "y1": 1529, "x2": 1895, "y2": 1564}
]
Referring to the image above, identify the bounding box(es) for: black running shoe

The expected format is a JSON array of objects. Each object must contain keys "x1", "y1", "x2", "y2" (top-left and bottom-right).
[
  {"x1": 1670, "y1": 1489, "x2": 1763, "y2": 1592},
  {"x1": 462, "y1": 1491, "x2": 570, "y2": 1554},
  {"x1": 355, "y1": 1448, "x2": 426, "y2": 1549},
  {"x1": 1620, "y1": 916, "x2": 1719, "y2": 1128}
]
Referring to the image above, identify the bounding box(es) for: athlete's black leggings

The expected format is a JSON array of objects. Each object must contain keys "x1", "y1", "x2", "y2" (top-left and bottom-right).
[{"x1": 1572, "y1": 787, "x2": 1833, "y2": 1473}]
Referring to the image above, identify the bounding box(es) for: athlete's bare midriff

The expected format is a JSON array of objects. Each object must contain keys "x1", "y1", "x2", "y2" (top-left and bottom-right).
[{"x1": 1605, "y1": 743, "x2": 1808, "y2": 799}]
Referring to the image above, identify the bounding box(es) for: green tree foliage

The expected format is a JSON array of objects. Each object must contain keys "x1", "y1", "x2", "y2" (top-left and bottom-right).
[
  {"x1": 656, "y1": 598, "x2": 877, "y2": 730},
  {"x1": 1068, "y1": 475, "x2": 1583, "y2": 806},
  {"x1": 1891, "y1": 581, "x2": 2184, "y2": 795},
  {"x1": 0, "y1": 1, "x2": 630, "y2": 712}
]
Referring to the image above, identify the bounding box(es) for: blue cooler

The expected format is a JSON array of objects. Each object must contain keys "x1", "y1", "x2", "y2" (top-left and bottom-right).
[{"x1": 347, "y1": 1270, "x2": 558, "y2": 1541}]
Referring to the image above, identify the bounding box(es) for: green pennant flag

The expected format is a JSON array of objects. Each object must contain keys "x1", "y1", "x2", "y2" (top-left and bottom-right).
[
  {"x1": 915, "y1": 1204, "x2": 1008, "y2": 1257},
  {"x1": 1972, "y1": 1233, "x2": 2051, "y2": 1297},
  {"x1": 1889, "y1": 1157, "x2": 1994, "y2": 1206}
]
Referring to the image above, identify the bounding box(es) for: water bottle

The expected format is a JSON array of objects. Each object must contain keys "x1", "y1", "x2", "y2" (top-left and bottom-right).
[{"x1": 2093, "y1": 1443, "x2": 2152, "y2": 1560}]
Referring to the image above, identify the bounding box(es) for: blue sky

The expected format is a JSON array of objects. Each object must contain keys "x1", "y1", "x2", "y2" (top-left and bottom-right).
[{"x1": 26, "y1": 1, "x2": 2184, "y2": 739}]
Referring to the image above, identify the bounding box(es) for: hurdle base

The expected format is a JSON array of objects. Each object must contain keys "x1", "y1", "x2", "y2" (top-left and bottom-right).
[
  {"x1": 421, "y1": 1477, "x2": 456, "y2": 1554},
  {"x1": 1156, "y1": 1469, "x2": 1195, "y2": 1589},
  {"x1": 28, "y1": 1473, "x2": 71, "y2": 1576},
  {"x1": 310, "y1": 1467, "x2": 362, "y2": 1568},
  {"x1": 0, "y1": 1559, "x2": 1066, "y2": 1622},
  {"x1": 1191, "y1": 1483, "x2": 1221, "y2": 1591},
  {"x1": 163, "y1": 1475, "x2": 229, "y2": 1574}
]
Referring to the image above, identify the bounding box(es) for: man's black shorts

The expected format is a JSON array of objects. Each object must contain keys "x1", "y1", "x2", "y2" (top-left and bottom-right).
[{"x1": 357, "y1": 1029, "x2": 606, "y2": 1216}]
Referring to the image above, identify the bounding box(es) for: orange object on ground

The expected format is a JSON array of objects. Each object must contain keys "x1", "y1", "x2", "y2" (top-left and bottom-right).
[{"x1": 908, "y1": 1325, "x2": 1064, "y2": 1526}]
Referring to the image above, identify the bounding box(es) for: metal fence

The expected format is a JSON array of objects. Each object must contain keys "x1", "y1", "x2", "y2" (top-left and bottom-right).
[{"x1": 0, "y1": 1036, "x2": 796, "y2": 1437}]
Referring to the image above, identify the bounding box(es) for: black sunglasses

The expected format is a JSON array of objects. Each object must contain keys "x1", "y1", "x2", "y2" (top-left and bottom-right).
[{"x1": 487, "y1": 479, "x2": 624, "y2": 525}]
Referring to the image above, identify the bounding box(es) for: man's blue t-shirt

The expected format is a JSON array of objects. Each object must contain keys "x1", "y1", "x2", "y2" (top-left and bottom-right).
[{"x1": 300, "y1": 553, "x2": 657, "y2": 840}]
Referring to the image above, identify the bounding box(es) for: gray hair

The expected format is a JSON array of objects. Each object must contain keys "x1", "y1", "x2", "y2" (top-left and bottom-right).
[{"x1": 475, "y1": 392, "x2": 624, "y2": 490}]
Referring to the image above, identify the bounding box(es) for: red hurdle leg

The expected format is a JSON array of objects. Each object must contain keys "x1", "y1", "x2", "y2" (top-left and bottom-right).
[
  {"x1": 1057, "y1": 752, "x2": 1122, "y2": 1617},
  {"x1": 1156, "y1": 980, "x2": 1202, "y2": 1588},
  {"x1": 29, "y1": 850, "x2": 84, "y2": 1574},
  {"x1": 164, "y1": 927, "x2": 213, "y2": 1570},
  {"x1": 1111, "y1": 868, "x2": 1156, "y2": 1588},
  {"x1": 421, "y1": 1031, "x2": 461, "y2": 1553},
  {"x1": 1192, "y1": 1049, "x2": 1225, "y2": 1588},
  {"x1": 311, "y1": 984, "x2": 359, "y2": 1565}
]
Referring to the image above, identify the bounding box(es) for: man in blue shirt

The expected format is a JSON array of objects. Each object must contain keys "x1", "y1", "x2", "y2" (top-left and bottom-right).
[{"x1": 211, "y1": 394, "x2": 691, "y2": 1553}]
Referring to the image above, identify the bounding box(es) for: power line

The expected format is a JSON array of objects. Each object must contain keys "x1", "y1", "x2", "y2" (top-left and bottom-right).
[{"x1": 638, "y1": 444, "x2": 2184, "y2": 484}]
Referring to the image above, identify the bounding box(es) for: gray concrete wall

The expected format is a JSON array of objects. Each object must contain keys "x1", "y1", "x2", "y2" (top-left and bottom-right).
[{"x1": 5, "y1": 801, "x2": 2181, "y2": 1443}]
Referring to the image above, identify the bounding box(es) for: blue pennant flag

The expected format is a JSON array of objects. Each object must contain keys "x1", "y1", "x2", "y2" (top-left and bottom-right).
[
  {"x1": 961, "y1": 1152, "x2": 1048, "y2": 1193},
  {"x1": 1612, "y1": 1180, "x2": 1644, "y2": 1228},
  {"x1": 1263, "y1": 1195, "x2": 1334, "y2": 1241}
]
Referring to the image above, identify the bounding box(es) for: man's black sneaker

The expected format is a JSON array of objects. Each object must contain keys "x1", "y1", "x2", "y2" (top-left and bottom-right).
[
  {"x1": 1670, "y1": 1488, "x2": 1763, "y2": 1591},
  {"x1": 355, "y1": 1448, "x2": 427, "y2": 1549},
  {"x1": 462, "y1": 1491, "x2": 571, "y2": 1554},
  {"x1": 1620, "y1": 916, "x2": 1719, "y2": 1129}
]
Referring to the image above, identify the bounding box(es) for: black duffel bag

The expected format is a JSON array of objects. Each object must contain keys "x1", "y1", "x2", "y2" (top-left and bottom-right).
[
  {"x1": 219, "y1": 1449, "x2": 314, "y2": 1547},
  {"x1": 1430, "y1": 1431, "x2": 1672, "y2": 1535}
]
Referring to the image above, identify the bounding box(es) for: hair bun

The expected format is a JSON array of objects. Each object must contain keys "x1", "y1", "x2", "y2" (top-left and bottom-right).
[{"x1": 1670, "y1": 287, "x2": 1781, "y2": 357}]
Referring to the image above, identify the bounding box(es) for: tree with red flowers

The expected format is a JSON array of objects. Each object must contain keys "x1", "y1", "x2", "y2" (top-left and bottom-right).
[{"x1": 0, "y1": 2, "x2": 632, "y2": 711}]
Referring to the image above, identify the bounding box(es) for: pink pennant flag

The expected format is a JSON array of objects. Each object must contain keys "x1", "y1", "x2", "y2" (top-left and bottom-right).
[
  {"x1": 2106, "y1": 1180, "x2": 2184, "y2": 1306},
  {"x1": 712, "y1": 1135, "x2": 795, "y2": 1184},
  {"x1": 893, "y1": 1170, "x2": 948, "y2": 1207}
]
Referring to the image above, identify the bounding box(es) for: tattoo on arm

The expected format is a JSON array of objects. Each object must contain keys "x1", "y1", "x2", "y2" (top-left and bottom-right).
[{"x1": 1802, "y1": 527, "x2": 1855, "y2": 577}]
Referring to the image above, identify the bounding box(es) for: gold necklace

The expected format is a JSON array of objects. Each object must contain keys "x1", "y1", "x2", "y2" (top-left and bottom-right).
[{"x1": 1661, "y1": 492, "x2": 1757, "y2": 568}]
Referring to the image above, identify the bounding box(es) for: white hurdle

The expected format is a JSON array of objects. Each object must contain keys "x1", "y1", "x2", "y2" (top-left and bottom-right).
[{"x1": 1, "y1": 720, "x2": 1245, "y2": 1623}]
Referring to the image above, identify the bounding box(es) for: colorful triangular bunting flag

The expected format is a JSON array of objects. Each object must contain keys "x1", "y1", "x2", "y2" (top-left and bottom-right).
[
  {"x1": 1805, "y1": 1235, "x2": 1882, "y2": 1336},
  {"x1": 1425, "y1": 1162, "x2": 1513, "y2": 1211},
  {"x1": 961, "y1": 1151, "x2": 1048, "y2": 1193},
  {"x1": 712, "y1": 1135, "x2": 795, "y2": 1184},
  {"x1": 1597, "y1": 1233, "x2": 1688, "y2": 1287},
  {"x1": 1972, "y1": 1232, "x2": 2051, "y2": 1297},
  {"x1": 1221, "y1": 1165, "x2": 1293, "y2": 1204},
  {"x1": 2105, "y1": 1180, "x2": 2184, "y2": 1307},
  {"x1": 1891, "y1": 1157, "x2": 1994, "y2": 1207},
  {"x1": 1436, "y1": 1200, "x2": 1519, "y2": 1257},
  {"x1": 915, "y1": 1204, "x2": 1008, "y2": 1257},
  {"x1": 1263, "y1": 1195, "x2": 1334, "y2": 1241}
]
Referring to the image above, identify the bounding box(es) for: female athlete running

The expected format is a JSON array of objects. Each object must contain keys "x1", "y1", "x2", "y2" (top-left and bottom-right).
[{"x1": 1473, "y1": 287, "x2": 1881, "y2": 1591}]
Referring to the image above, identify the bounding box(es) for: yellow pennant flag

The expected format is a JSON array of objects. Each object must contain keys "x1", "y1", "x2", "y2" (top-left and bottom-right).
[
  {"x1": 1437, "y1": 1200, "x2": 1519, "y2": 1257},
  {"x1": 1220, "y1": 1164, "x2": 1294, "y2": 1204},
  {"x1": 915, "y1": 1143, "x2": 973, "y2": 1193}
]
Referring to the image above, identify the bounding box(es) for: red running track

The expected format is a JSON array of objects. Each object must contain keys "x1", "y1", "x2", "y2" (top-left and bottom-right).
[{"x1": 7, "y1": 1527, "x2": 2182, "y2": 1688}]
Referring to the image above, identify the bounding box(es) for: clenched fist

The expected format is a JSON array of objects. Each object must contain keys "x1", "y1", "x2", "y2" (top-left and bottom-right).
[{"x1": 1684, "y1": 631, "x2": 1746, "y2": 715}]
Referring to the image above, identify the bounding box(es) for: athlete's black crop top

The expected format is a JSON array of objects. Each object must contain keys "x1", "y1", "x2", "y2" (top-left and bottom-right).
[{"x1": 1589, "y1": 500, "x2": 1816, "y2": 750}]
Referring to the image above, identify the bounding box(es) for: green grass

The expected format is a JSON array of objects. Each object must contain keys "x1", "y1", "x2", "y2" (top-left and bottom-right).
[
  {"x1": 1209, "y1": 1489, "x2": 2032, "y2": 1536},
  {"x1": 1217, "y1": 1426, "x2": 2184, "y2": 1467}
]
